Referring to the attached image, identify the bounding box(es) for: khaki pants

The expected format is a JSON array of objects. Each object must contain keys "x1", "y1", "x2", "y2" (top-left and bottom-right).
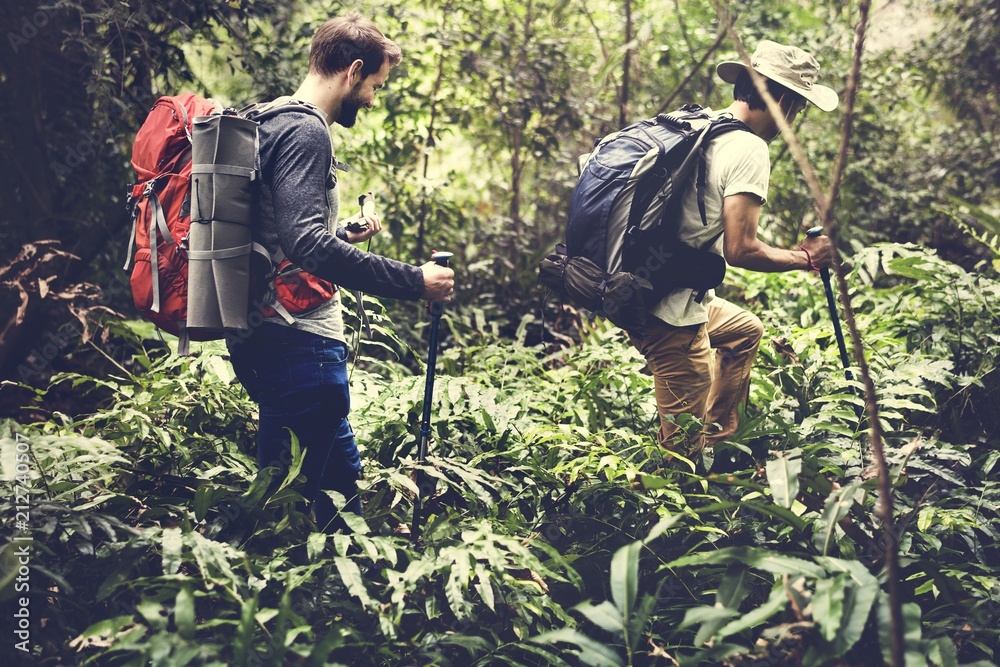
[{"x1": 631, "y1": 298, "x2": 763, "y2": 453}]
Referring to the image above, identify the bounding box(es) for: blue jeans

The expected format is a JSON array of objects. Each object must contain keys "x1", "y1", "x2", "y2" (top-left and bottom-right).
[{"x1": 227, "y1": 323, "x2": 362, "y2": 531}]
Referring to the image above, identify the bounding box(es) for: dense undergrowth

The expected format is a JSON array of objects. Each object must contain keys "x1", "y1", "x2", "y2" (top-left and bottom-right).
[{"x1": 2, "y1": 242, "x2": 999, "y2": 666}]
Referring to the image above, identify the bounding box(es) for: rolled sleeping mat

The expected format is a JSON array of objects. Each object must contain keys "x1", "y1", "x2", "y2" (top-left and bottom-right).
[{"x1": 187, "y1": 113, "x2": 258, "y2": 332}]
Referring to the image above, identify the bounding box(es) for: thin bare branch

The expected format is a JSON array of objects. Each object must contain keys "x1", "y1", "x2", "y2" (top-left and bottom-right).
[
  {"x1": 824, "y1": 3, "x2": 906, "y2": 665},
  {"x1": 822, "y1": 1, "x2": 870, "y2": 232},
  {"x1": 709, "y1": 2, "x2": 904, "y2": 665},
  {"x1": 655, "y1": 20, "x2": 731, "y2": 116},
  {"x1": 580, "y1": 2, "x2": 611, "y2": 62},
  {"x1": 672, "y1": 0, "x2": 697, "y2": 60}
]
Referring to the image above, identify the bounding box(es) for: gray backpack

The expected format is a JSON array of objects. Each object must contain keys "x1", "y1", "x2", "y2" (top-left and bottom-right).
[{"x1": 538, "y1": 105, "x2": 749, "y2": 337}]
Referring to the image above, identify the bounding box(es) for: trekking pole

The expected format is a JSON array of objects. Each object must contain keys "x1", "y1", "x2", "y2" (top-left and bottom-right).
[
  {"x1": 806, "y1": 227, "x2": 853, "y2": 382},
  {"x1": 410, "y1": 250, "x2": 453, "y2": 543}
]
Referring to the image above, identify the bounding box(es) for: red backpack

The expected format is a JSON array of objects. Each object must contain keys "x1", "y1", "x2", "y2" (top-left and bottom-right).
[
  {"x1": 124, "y1": 94, "x2": 338, "y2": 353},
  {"x1": 124, "y1": 94, "x2": 224, "y2": 353}
]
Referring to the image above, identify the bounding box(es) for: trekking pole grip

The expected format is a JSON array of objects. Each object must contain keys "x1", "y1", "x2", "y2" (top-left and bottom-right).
[
  {"x1": 805, "y1": 226, "x2": 829, "y2": 279},
  {"x1": 807, "y1": 227, "x2": 854, "y2": 381},
  {"x1": 429, "y1": 251, "x2": 453, "y2": 315}
]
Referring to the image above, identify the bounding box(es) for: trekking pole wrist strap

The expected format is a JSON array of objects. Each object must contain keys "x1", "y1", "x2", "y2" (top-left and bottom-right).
[{"x1": 799, "y1": 245, "x2": 820, "y2": 272}]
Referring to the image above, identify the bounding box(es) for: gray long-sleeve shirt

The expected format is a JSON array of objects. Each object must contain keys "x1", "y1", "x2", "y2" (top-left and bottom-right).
[{"x1": 253, "y1": 106, "x2": 423, "y2": 340}]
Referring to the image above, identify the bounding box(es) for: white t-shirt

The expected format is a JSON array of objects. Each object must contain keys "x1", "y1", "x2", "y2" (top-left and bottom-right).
[{"x1": 647, "y1": 111, "x2": 770, "y2": 326}]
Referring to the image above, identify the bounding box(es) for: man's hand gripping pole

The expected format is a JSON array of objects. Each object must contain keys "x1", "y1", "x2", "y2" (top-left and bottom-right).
[{"x1": 807, "y1": 227, "x2": 853, "y2": 382}]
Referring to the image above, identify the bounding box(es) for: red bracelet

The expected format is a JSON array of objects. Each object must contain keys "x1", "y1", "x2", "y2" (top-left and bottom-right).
[{"x1": 799, "y1": 245, "x2": 820, "y2": 272}]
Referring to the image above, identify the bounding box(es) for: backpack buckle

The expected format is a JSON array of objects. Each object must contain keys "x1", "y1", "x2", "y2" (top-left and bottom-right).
[{"x1": 142, "y1": 178, "x2": 159, "y2": 198}]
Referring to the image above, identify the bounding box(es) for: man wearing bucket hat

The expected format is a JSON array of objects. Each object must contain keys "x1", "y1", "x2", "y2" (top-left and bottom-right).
[
  {"x1": 631, "y1": 40, "x2": 836, "y2": 467},
  {"x1": 227, "y1": 13, "x2": 455, "y2": 533}
]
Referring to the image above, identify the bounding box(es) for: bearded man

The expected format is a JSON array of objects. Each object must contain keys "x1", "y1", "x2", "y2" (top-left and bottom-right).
[{"x1": 227, "y1": 13, "x2": 454, "y2": 532}]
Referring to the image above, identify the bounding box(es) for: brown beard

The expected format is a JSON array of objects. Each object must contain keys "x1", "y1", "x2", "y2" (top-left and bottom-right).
[{"x1": 336, "y1": 84, "x2": 365, "y2": 128}]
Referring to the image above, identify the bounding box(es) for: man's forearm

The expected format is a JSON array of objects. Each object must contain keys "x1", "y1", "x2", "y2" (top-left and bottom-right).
[
  {"x1": 722, "y1": 194, "x2": 811, "y2": 273},
  {"x1": 726, "y1": 239, "x2": 811, "y2": 272},
  {"x1": 280, "y1": 225, "x2": 424, "y2": 300}
]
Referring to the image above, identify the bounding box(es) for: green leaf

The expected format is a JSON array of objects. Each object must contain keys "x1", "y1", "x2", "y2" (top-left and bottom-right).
[
  {"x1": 76, "y1": 615, "x2": 135, "y2": 640},
  {"x1": 474, "y1": 563, "x2": 495, "y2": 612},
  {"x1": 693, "y1": 564, "x2": 750, "y2": 645},
  {"x1": 643, "y1": 513, "x2": 681, "y2": 544},
  {"x1": 627, "y1": 593, "x2": 658, "y2": 653},
  {"x1": 273, "y1": 431, "x2": 304, "y2": 495},
  {"x1": 980, "y1": 450, "x2": 1000, "y2": 476},
  {"x1": 766, "y1": 449, "x2": 802, "y2": 509},
  {"x1": 917, "y1": 507, "x2": 934, "y2": 532},
  {"x1": 926, "y1": 636, "x2": 959, "y2": 667},
  {"x1": 813, "y1": 482, "x2": 861, "y2": 556},
  {"x1": 206, "y1": 355, "x2": 235, "y2": 384},
  {"x1": 175, "y1": 585, "x2": 195, "y2": 640},
  {"x1": 574, "y1": 600, "x2": 624, "y2": 634},
  {"x1": 510, "y1": 642, "x2": 575, "y2": 667},
  {"x1": 95, "y1": 561, "x2": 133, "y2": 602},
  {"x1": 741, "y1": 500, "x2": 810, "y2": 531},
  {"x1": 161, "y1": 527, "x2": 183, "y2": 575},
  {"x1": 233, "y1": 595, "x2": 257, "y2": 667},
  {"x1": 877, "y1": 596, "x2": 926, "y2": 667},
  {"x1": 530, "y1": 628, "x2": 625, "y2": 667},
  {"x1": 445, "y1": 550, "x2": 472, "y2": 619},
  {"x1": 666, "y1": 547, "x2": 825, "y2": 578},
  {"x1": 194, "y1": 484, "x2": 215, "y2": 522},
  {"x1": 136, "y1": 598, "x2": 167, "y2": 631},
  {"x1": 305, "y1": 629, "x2": 347, "y2": 667},
  {"x1": 640, "y1": 474, "x2": 672, "y2": 489},
  {"x1": 306, "y1": 533, "x2": 326, "y2": 562},
  {"x1": 242, "y1": 467, "x2": 275, "y2": 508},
  {"x1": 334, "y1": 556, "x2": 373, "y2": 609},
  {"x1": 339, "y1": 511, "x2": 370, "y2": 535},
  {"x1": 610, "y1": 541, "x2": 641, "y2": 620},
  {"x1": 678, "y1": 605, "x2": 740, "y2": 632},
  {"x1": 715, "y1": 583, "x2": 789, "y2": 637},
  {"x1": 813, "y1": 574, "x2": 847, "y2": 642}
]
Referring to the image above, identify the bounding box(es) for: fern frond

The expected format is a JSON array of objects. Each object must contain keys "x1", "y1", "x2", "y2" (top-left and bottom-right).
[{"x1": 936, "y1": 197, "x2": 1000, "y2": 258}]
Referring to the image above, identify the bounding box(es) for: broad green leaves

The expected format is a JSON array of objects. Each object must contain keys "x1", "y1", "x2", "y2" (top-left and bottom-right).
[
  {"x1": 666, "y1": 547, "x2": 827, "y2": 579},
  {"x1": 813, "y1": 482, "x2": 863, "y2": 556},
  {"x1": 536, "y1": 540, "x2": 649, "y2": 665},
  {"x1": 7, "y1": 232, "x2": 1000, "y2": 666},
  {"x1": 766, "y1": 448, "x2": 802, "y2": 508},
  {"x1": 609, "y1": 541, "x2": 641, "y2": 639}
]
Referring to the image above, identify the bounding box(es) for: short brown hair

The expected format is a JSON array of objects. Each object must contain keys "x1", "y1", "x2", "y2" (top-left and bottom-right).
[{"x1": 308, "y1": 13, "x2": 402, "y2": 79}]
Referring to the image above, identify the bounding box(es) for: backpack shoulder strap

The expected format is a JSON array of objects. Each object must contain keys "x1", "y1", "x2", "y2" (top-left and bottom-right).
[
  {"x1": 246, "y1": 97, "x2": 351, "y2": 174},
  {"x1": 704, "y1": 114, "x2": 752, "y2": 140},
  {"x1": 245, "y1": 98, "x2": 363, "y2": 330},
  {"x1": 695, "y1": 115, "x2": 754, "y2": 226},
  {"x1": 242, "y1": 96, "x2": 329, "y2": 126}
]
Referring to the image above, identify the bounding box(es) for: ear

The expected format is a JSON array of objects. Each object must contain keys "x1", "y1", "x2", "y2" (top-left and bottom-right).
[{"x1": 348, "y1": 59, "x2": 365, "y2": 83}]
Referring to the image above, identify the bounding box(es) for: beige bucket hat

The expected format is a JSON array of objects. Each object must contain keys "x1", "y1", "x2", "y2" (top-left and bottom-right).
[{"x1": 717, "y1": 40, "x2": 839, "y2": 112}]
